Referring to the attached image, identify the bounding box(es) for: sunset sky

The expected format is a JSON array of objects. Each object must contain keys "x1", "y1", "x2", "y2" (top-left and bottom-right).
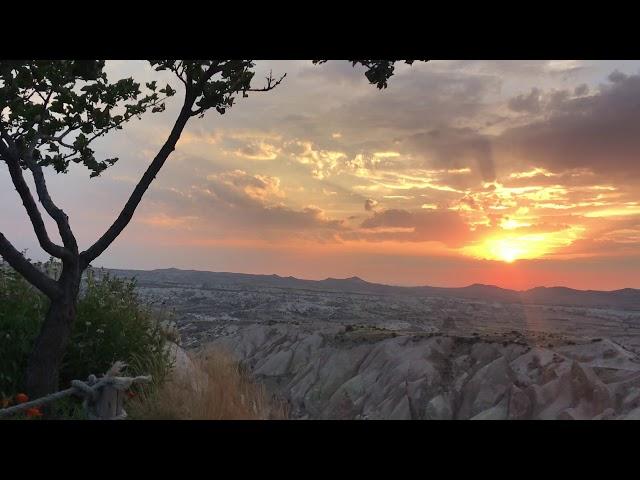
[{"x1": 2, "y1": 60, "x2": 640, "y2": 290}]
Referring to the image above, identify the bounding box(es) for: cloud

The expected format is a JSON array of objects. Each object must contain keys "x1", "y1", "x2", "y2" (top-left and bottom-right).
[
  {"x1": 205, "y1": 170, "x2": 285, "y2": 208},
  {"x1": 498, "y1": 72, "x2": 640, "y2": 179},
  {"x1": 445, "y1": 60, "x2": 587, "y2": 78},
  {"x1": 7, "y1": 60, "x2": 640, "y2": 287},
  {"x1": 139, "y1": 213, "x2": 199, "y2": 229},
  {"x1": 284, "y1": 141, "x2": 346, "y2": 179},
  {"x1": 402, "y1": 127, "x2": 497, "y2": 181},
  {"x1": 508, "y1": 88, "x2": 543, "y2": 114},
  {"x1": 217, "y1": 132, "x2": 284, "y2": 161},
  {"x1": 574, "y1": 83, "x2": 589, "y2": 96},
  {"x1": 231, "y1": 142, "x2": 281, "y2": 161},
  {"x1": 298, "y1": 61, "x2": 370, "y2": 86},
  {"x1": 324, "y1": 68, "x2": 500, "y2": 134},
  {"x1": 355, "y1": 208, "x2": 474, "y2": 246},
  {"x1": 558, "y1": 216, "x2": 640, "y2": 258},
  {"x1": 143, "y1": 169, "x2": 345, "y2": 242},
  {"x1": 364, "y1": 198, "x2": 378, "y2": 211}
]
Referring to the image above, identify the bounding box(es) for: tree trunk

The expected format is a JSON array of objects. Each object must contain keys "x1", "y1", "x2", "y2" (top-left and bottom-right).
[{"x1": 24, "y1": 267, "x2": 80, "y2": 399}]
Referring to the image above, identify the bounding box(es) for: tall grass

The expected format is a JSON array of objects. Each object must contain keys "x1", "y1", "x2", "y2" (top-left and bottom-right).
[{"x1": 129, "y1": 348, "x2": 288, "y2": 420}]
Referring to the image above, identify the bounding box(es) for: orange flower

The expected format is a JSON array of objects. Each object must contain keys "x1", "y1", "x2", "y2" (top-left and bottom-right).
[
  {"x1": 25, "y1": 407, "x2": 43, "y2": 418},
  {"x1": 15, "y1": 393, "x2": 29, "y2": 404}
]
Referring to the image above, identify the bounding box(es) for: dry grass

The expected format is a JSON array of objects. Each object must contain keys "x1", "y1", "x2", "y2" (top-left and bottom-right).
[{"x1": 129, "y1": 348, "x2": 288, "y2": 420}]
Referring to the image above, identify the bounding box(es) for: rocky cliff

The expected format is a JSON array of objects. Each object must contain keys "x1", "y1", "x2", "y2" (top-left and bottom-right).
[{"x1": 208, "y1": 325, "x2": 640, "y2": 420}]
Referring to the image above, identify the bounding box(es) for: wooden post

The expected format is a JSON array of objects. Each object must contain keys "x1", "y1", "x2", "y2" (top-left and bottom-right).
[{"x1": 86, "y1": 384, "x2": 127, "y2": 420}]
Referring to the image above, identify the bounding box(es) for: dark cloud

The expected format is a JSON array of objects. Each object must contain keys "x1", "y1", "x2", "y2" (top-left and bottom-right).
[
  {"x1": 508, "y1": 87, "x2": 576, "y2": 116},
  {"x1": 364, "y1": 198, "x2": 378, "y2": 211},
  {"x1": 498, "y1": 72, "x2": 640, "y2": 179},
  {"x1": 508, "y1": 88, "x2": 543, "y2": 114},
  {"x1": 608, "y1": 70, "x2": 628, "y2": 83},
  {"x1": 574, "y1": 84, "x2": 589, "y2": 96},
  {"x1": 297, "y1": 61, "x2": 369, "y2": 86},
  {"x1": 323, "y1": 70, "x2": 500, "y2": 134},
  {"x1": 402, "y1": 127, "x2": 497, "y2": 181}
]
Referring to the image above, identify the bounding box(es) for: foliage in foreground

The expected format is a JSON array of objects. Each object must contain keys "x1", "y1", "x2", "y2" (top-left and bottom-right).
[
  {"x1": 128, "y1": 348, "x2": 288, "y2": 420},
  {"x1": 0, "y1": 264, "x2": 173, "y2": 415},
  {"x1": 0, "y1": 261, "x2": 282, "y2": 420}
]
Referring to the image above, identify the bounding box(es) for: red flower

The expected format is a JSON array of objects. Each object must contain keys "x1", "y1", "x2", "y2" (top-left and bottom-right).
[
  {"x1": 127, "y1": 390, "x2": 137, "y2": 399},
  {"x1": 25, "y1": 407, "x2": 43, "y2": 418},
  {"x1": 15, "y1": 393, "x2": 29, "y2": 404}
]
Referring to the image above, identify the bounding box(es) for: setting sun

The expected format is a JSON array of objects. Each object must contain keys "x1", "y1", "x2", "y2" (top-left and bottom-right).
[
  {"x1": 461, "y1": 224, "x2": 586, "y2": 263},
  {"x1": 496, "y1": 240, "x2": 522, "y2": 263},
  {"x1": 465, "y1": 237, "x2": 530, "y2": 263}
]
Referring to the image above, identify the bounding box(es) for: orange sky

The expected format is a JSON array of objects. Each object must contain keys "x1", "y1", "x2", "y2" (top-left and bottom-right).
[{"x1": 2, "y1": 60, "x2": 640, "y2": 290}]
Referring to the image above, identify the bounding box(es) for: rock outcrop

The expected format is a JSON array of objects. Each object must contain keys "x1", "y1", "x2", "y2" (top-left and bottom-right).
[
  {"x1": 207, "y1": 325, "x2": 640, "y2": 420},
  {"x1": 166, "y1": 342, "x2": 208, "y2": 393}
]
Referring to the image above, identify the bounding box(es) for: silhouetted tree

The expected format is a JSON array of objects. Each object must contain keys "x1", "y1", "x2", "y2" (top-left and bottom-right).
[{"x1": 0, "y1": 60, "x2": 423, "y2": 397}]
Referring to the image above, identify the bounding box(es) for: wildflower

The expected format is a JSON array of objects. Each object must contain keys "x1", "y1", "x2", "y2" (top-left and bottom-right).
[
  {"x1": 126, "y1": 390, "x2": 137, "y2": 399},
  {"x1": 25, "y1": 407, "x2": 43, "y2": 418},
  {"x1": 15, "y1": 393, "x2": 29, "y2": 404}
]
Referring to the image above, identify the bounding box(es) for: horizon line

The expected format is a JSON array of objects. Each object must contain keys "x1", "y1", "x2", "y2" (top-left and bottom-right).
[{"x1": 88, "y1": 263, "x2": 640, "y2": 294}]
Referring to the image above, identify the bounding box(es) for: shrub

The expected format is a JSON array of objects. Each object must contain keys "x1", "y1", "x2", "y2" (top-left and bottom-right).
[
  {"x1": 63, "y1": 272, "x2": 172, "y2": 389},
  {"x1": 0, "y1": 266, "x2": 48, "y2": 400},
  {"x1": 0, "y1": 264, "x2": 173, "y2": 414}
]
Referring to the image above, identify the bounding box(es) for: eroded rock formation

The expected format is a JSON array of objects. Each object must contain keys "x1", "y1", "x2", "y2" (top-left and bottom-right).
[{"x1": 207, "y1": 325, "x2": 640, "y2": 420}]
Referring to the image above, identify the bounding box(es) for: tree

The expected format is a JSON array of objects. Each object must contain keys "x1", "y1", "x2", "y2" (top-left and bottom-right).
[{"x1": 0, "y1": 60, "x2": 423, "y2": 398}]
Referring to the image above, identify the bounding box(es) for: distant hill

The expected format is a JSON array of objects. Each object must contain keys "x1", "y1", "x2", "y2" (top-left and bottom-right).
[{"x1": 99, "y1": 267, "x2": 640, "y2": 310}]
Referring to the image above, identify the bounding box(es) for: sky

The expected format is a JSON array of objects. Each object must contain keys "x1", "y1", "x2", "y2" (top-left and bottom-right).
[{"x1": 2, "y1": 60, "x2": 640, "y2": 290}]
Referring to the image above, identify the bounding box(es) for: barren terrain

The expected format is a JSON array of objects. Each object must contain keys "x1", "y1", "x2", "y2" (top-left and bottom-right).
[{"x1": 103, "y1": 268, "x2": 640, "y2": 419}]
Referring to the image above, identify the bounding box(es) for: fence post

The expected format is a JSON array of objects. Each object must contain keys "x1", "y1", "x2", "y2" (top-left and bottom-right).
[
  {"x1": 86, "y1": 384, "x2": 126, "y2": 419},
  {"x1": 0, "y1": 362, "x2": 151, "y2": 420}
]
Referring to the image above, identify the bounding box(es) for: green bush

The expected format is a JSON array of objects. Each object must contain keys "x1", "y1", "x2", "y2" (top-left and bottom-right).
[
  {"x1": 0, "y1": 265, "x2": 173, "y2": 411},
  {"x1": 0, "y1": 267, "x2": 48, "y2": 400}
]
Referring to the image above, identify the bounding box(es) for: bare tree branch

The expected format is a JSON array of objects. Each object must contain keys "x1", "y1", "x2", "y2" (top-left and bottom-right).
[
  {"x1": 0, "y1": 232, "x2": 62, "y2": 299},
  {"x1": 3, "y1": 152, "x2": 70, "y2": 260},
  {"x1": 247, "y1": 71, "x2": 287, "y2": 92},
  {"x1": 190, "y1": 69, "x2": 286, "y2": 117},
  {"x1": 79, "y1": 97, "x2": 196, "y2": 269},
  {"x1": 25, "y1": 154, "x2": 78, "y2": 253}
]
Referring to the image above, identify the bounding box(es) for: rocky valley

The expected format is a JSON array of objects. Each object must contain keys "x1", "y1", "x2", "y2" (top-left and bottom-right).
[{"x1": 103, "y1": 268, "x2": 640, "y2": 420}]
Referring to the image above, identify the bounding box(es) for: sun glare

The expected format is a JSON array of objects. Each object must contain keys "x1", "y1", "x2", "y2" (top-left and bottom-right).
[
  {"x1": 496, "y1": 240, "x2": 522, "y2": 263},
  {"x1": 461, "y1": 224, "x2": 585, "y2": 263},
  {"x1": 481, "y1": 237, "x2": 527, "y2": 263}
]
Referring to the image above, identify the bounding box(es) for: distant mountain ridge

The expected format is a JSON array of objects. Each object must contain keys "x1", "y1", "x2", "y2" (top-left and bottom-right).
[{"x1": 100, "y1": 267, "x2": 640, "y2": 310}]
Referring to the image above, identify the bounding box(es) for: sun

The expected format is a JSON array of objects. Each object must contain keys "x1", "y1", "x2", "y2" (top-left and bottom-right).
[
  {"x1": 462, "y1": 236, "x2": 528, "y2": 263},
  {"x1": 462, "y1": 236, "x2": 536, "y2": 263},
  {"x1": 495, "y1": 240, "x2": 522, "y2": 263},
  {"x1": 461, "y1": 225, "x2": 584, "y2": 263}
]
